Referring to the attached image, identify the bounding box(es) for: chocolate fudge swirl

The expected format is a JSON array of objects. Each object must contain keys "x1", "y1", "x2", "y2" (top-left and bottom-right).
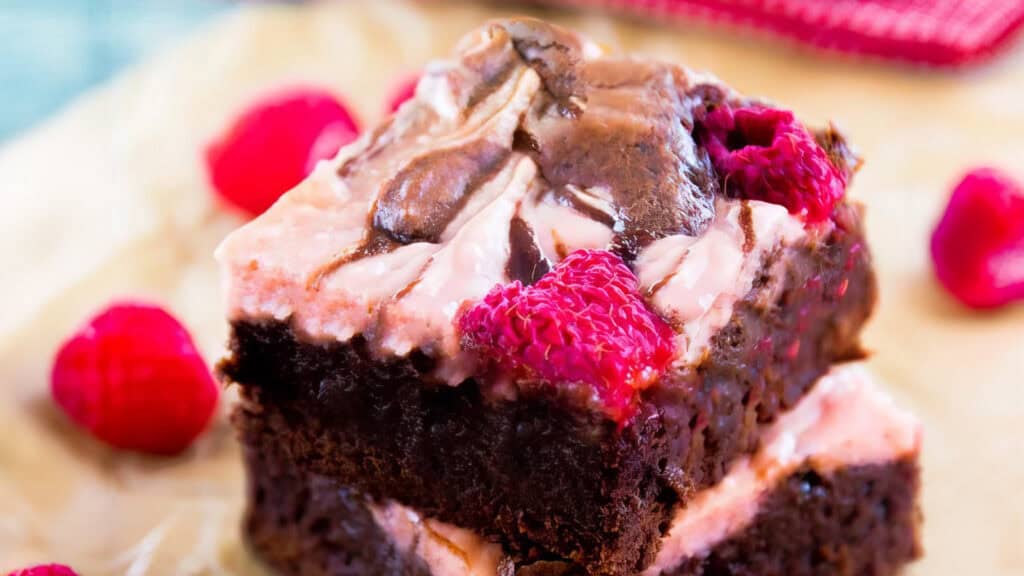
[
  {"x1": 361, "y1": 18, "x2": 719, "y2": 264},
  {"x1": 374, "y1": 141, "x2": 512, "y2": 244}
]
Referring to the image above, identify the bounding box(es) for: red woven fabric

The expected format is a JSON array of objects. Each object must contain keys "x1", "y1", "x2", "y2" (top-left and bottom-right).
[{"x1": 543, "y1": 0, "x2": 1024, "y2": 66}]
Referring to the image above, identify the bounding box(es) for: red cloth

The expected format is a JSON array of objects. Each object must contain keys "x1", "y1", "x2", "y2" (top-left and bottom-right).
[{"x1": 543, "y1": 0, "x2": 1024, "y2": 66}]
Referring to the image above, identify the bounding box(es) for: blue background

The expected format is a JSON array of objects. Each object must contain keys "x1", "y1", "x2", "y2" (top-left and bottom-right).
[{"x1": 0, "y1": 1, "x2": 227, "y2": 140}]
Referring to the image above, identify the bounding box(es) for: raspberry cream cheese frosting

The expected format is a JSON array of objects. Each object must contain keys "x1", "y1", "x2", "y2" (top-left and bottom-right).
[{"x1": 216, "y1": 19, "x2": 844, "y2": 384}]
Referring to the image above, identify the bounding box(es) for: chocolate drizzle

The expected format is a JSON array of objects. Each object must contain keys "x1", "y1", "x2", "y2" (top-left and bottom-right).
[
  {"x1": 499, "y1": 21, "x2": 719, "y2": 261},
  {"x1": 739, "y1": 201, "x2": 756, "y2": 254},
  {"x1": 646, "y1": 249, "x2": 691, "y2": 300},
  {"x1": 553, "y1": 186, "x2": 617, "y2": 229},
  {"x1": 373, "y1": 141, "x2": 511, "y2": 244},
  {"x1": 551, "y1": 230, "x2": 570, "y2": 260},
  {"x1": 503, "y1": 19, "x2": 588, "y2": 118},
  {"x1": 306, "y1": 228, "x2": 403, "y2": 291},
  {"x1": 462, "y1": 29, "x2": 522, "y2": 110},
  {"x1": 318, "y1": 19, "x2": 733, "y2": 296},
  {"x1": 337, "y1": 119, "x2": 394, "y2": 179},
  {"x1": 507, "y1": 213, "x2": 551, "y2": 285}
]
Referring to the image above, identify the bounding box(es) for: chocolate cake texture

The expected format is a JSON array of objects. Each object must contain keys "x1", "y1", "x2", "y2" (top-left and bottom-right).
[
  {"x1": 216, "y1": 16, "x2": 920, "y2": 576},
  {"x1": 240, "y1": 409, "x2": 919, "y2": 576},
  {"x1": 223, "y1": 207, "x2": 875, "y2": 573}
]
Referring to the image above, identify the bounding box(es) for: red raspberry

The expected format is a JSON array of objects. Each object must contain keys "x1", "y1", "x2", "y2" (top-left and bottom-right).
[
  {"x1": 385, "y1": 73, "x2": 420, "y2": 115},
  {"x1": 51, "y1": 302, "x2": 219, "y2": 455},
  {"x1": 205, "y1": 87, "x2": 360, "y2": 217},
  {"x1": 459, "y1": 250, "x2": 676, "y2": 422},
  {"x1": 699, "y1": 104, "x2": 846, "y2": 222},
  {"x1": 7, "y1": 565, "x2": 78, "y2": 576},
  {"x1": 930, "y1": 168, "x2": 1024, "y2": 309}
]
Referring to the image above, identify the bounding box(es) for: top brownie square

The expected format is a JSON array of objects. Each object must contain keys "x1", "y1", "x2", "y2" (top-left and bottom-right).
[{"x1": 219, "y1": 18, "x2": 875, "y2": 575}]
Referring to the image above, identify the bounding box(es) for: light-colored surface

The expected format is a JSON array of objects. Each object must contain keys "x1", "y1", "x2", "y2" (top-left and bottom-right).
[
  {"x1": 359, "y1": 364, "x2": 922, "y2": 576},
  {"x1": 0, "y1": 1, "x2": 1021, "y2": 574}
]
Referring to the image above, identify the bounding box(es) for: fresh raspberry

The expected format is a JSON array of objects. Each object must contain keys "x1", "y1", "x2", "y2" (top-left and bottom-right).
[
  {"x1": 205, "y1": 87, "x2": 360, "y2": 217},
  {"x1": 7, "y1": 565, "x2": 79, "y2": 576},
  {"x1": 459, "y1": 250, "x2": 676, "y2": 422},
  {"x1": 51, "y1": 301, "x2": 219, "y2": 455},
  {"x1": 385, "y1": 73, "x2": 420, "y2": 114},
  {"x1": 930, "y1": 168, "x2": 1024, "y2": 309},
  {"x1": 698, "y1": 104, "x2": 846, "y2": 222}
]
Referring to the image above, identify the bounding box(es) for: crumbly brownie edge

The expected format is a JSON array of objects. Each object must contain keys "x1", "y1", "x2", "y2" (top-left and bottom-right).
[
  {"x1": 241, "y1": 438, "x2": 434, "y2": 576},
  {"x1": 223, "y1": 204, "x2": 876, "y2": 575},
  {"x1": 242, "y1": 445, "x2": 920, "y2": 576},
  {"x1": 667, "y1": 457, "x2": 922, "y2": 576}
]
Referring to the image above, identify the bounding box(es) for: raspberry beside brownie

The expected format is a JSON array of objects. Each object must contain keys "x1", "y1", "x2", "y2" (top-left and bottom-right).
[{"x1": 218, "y1": 18, "x2": 917, "y2": 575}]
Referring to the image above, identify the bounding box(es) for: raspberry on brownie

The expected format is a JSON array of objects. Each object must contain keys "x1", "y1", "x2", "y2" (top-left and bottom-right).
[
  {"x1": 217, "y1": 18, "x2": 921, "y2": 576},
  {"x1": 459, "y1": 249, "x2": 677, "y2": 422}
]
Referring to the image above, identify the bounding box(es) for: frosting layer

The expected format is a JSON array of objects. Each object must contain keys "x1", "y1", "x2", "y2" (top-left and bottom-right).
[
  {"x1": 643, "y1": 364, "x2": 921, "y2": 574},
  {"x1": 216, "y1": 19, "x2": 821, "y2": 380},
  {"x1": 216, "y1": 19, "x2": 825, "y2": 372},
  {"x1": 352, "y1": 365, "x2": 920, "y2": 575}
]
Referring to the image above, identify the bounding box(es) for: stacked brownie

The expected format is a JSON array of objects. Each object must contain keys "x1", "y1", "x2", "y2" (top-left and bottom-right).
[{"x1": 218, "y1": 18, "x2": 922, "y2": 576}]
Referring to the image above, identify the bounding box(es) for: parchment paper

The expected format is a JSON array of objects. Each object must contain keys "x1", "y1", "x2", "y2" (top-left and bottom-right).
[{"x1": 1, "y1": 2, "x2": 1022, "y2": 574}]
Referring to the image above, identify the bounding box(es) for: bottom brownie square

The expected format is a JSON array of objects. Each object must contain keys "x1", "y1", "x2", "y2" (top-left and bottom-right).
[
  {"x1": 237, "y1": 366, "x2": 922, "y2": 576},
  {"x1": 242, "y1": 446, "x2": 919, "y2": 576}
]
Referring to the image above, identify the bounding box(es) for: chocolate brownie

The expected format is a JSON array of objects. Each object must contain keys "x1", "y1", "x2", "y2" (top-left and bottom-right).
[
  {"x1": 668, "y1": 460, "x2": 921, "y2": 576},
  {"x1": 225, "y1": 204, "x2": 873, "y2": 574},
  {"x1": 243, "y1": 441, "x2": 432, "y2": 576},
  {"x1": 242, "y1": 441, "x2": 919, "y2": 576},
  {"x1": 216, "y1": 17, "x2": 910, "y2": 576}
]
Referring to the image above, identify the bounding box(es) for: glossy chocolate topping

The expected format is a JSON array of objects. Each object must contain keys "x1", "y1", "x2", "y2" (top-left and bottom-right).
[
  {"x1": 374, "y1": 141, "x2": 511, "y2": 244},
  {"x1": 506, "y1": 213, "x2": 550, "y2": 285},
  {"x1": 364, "y1": 18, "x2": 719, "y2": 263}
]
